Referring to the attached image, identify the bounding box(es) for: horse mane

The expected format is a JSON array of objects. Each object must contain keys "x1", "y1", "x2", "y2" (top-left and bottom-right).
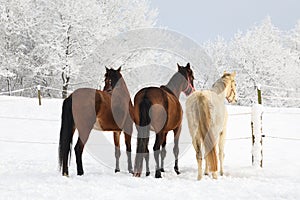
[
  {"x1": 106, "y1": 70, "x2": 131, "y2": 99},
  {"x1": 166, "y1": 72, "x2": 183, "y2": 87},
  {"x1": 211, "y1": 74, "x2": 231, "y2": 94},
  {"x1": 164, "y1": 72, "x2": 186, "y2": 98},
  {"x1": 117, "y1": 76, "x2": 131, "y2": 97}
]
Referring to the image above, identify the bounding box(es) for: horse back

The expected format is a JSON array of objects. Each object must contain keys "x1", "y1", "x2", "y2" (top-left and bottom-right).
[{"x1": 95, "y1": 90, "x2": 132, "y2": 131}]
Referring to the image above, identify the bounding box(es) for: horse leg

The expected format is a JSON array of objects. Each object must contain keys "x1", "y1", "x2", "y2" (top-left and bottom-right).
[
  {"x1": 145, "y1": 149, "x2": 150, "y2": 176},
  {"x1": 192, "y1": 137, "x2": 202, "y2": 180},
  {"x1": 160, "y1": 134, "x2": 167, "y2": 172},
  {"x1": 74, "y1": 137, "x2": 85, "y2": 176},
  {"x1": 173, "y1": 126, "x2": 182, "y2": 175},
  {"x1": 204, "y1": 157, "x2": 209, "y2": 176},
  {"x1": 124, "y1": 132, "x2": 133, "y2": 173},
  {"x1": 219, "y1": 113, "x2": 228, "y2": 176},
  {"x1": 114, "y1": 131, "x2": 121, "y2": 173},
  {"x1": 134, "y1": 133, "x2": 149, "y2": 177},
  {"x1": 219, "y1": 130, "x2": 226, "y2": 176},
  {"x1": 75, "y1": 125, "x2": 93, "y2": 176},
  {"x1": 153, "y1": 132, "x2": 164, "y2": 178}
]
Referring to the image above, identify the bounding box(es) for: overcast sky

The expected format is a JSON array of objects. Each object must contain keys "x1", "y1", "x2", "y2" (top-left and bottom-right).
[{"x1": 151, "y1": 0, "x2": 300, "y2": 43}]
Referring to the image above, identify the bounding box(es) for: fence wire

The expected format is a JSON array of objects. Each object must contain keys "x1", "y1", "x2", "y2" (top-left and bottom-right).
[{"x1": 1, "y1": 84, "x2": 300, "y2": 145}]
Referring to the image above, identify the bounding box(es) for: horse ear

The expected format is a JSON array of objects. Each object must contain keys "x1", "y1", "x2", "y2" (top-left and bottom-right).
[
  {"x1": 105, "y1": 66, "x2": 109, "y2": 72},
  {"x1": 186, "y1": 63, "x2": 190, "y2": 69},
  {"x1": 117, "y1": 66, "x2": 121, "y2": 72},
  {"x1": 177, "y1": 63, "x2": 181, "y2": 71},
  {"x1": 223, "y1": 70, "x2": 227, "y2": 75},
  {"x1": 232, "y1": 71, "x2": 236, "y2": 77}
]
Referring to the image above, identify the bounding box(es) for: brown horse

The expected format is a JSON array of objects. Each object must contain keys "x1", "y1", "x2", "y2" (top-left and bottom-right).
[
  {"x1": 133, "y1": 63, "x2": 195, "y2": 178},
  {"x1": 58, "y1": 67, "x2": 133, "y2": 176}
]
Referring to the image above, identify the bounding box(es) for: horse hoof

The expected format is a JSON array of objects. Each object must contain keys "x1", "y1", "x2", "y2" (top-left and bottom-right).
[
  {"x1": 128, "y1": 170, "x2": 134, "y2": 174},
  {"x1": 146, "y1": 172, "x2": 150, "y2": 176},
  {"x1": 155, "y1": 170, "x2": 162, "y2": 178},
  {"x1": 160, "y1": 168, "x2": 165, "y2": 172},
  {"x1": 212, "y1": 172, "x2": 218, "y2": 179},
  {"x1": 133, "y1": 172, "x2": 141, "y2": 177},
  {"x1": 63, "y1": 172, "x2": 69, "y2": 177},
  {"x1": 77, "y1": 170, "x2": 84, "y2": 176},
  {"x1": 197, "y1": 175, "x2": 202, "y2": 180},
  {"x1": 204, "y1": 172, "x2": 209, "y2": 176},
  {"x1": 115, "y1": 169, "x2": 120, "y2": 173},
  {"x1": 174, "y1": 167, "x2": 180, "y2": 175},
  {"x1": 155, "y1": 174, "x2": 162, "y2": 178}
]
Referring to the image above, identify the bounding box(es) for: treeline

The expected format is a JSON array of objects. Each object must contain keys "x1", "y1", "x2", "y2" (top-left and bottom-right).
[{"x1": 202, "y1": 17, "x2": 300, "y2": 107}]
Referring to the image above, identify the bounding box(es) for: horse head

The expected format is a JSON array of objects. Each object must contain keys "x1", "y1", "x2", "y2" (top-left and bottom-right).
[
  {"x1": 103, "y1": 67, "x2": 122, "y2": 92},
  {"x1": 223, "y1": 71, "x2": 237, "y2": 103},
  {"x1": 177, "y1": 63, "x2": 195, "y2": 96}
]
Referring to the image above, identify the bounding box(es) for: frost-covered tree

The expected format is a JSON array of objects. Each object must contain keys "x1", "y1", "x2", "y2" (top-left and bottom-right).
[
  {"x1": 0, "y1": 0, "x2": 157, "y2": 98},
  {"x1": 0, "y1": 0, "x2": 38, "y2": 95},
  {"x1": 229, "y1": 17, "x2": 293, "y2": 106},
  {"x1": 284, "y1": 20, "x2": 300, "y2": 106},
  {"x1": 202, "y1": 17, "x2": 300, "y2": 107},
  {"x1": 78, "y1": 0, "x2": 158, "y2": 92},
  {"x1": 202, "y1": 36, "x2": 229, "y2": 74},
  {"x1": 286, "y1": 20, "x2": 300, "y2": 61}
]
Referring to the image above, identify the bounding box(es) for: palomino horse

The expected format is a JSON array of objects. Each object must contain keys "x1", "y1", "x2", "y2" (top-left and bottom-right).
[
  {"x1": 59, "y1": 67, "x2": 133, "y2": 176},
  {"x1": 133, "y1": 63, "x2": 195, "y2": 178},
  {"x1": 185, "y1": 72, "x2": 236, "y2": 180}
]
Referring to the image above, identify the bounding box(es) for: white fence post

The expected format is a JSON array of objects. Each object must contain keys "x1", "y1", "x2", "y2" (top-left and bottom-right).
[{"x1": 251, "y1": 84, "x2": 263, "y2": 167}]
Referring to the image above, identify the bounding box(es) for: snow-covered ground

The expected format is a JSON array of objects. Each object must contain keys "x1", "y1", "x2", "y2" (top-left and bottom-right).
[{"x1": 0, "y1": 96, "x2": 300, "y2": 199}]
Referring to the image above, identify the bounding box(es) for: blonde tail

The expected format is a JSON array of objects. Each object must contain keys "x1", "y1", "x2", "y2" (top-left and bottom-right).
[
  {"x1": 197, "y1": 94, "x2": 218, "y2": 172},
  {"x1": 206, "y1": 144, "x2": 218, "y2": 172}
]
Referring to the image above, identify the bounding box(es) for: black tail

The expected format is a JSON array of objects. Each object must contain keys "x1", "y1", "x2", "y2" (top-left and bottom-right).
[
  {"x1": 134, "y1": 97, "x2": 152, "y2": 174},
  {"x1": 139, "y1": 97, "x2": 152, "y2": 127},
  {"x1": 137, "y1": 97, "x2": 152, "y2": 153},
  {"x1": 58, "y1": 95, "x2": 74, "y2": 173}
]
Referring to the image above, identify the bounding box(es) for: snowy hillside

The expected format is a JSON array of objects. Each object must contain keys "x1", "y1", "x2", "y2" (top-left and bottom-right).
[{"x1": 0, "y1": 96, "x2": 300, "y2": 199}]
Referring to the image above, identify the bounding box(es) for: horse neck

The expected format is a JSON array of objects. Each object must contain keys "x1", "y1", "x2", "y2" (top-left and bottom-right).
[
  {"x1": 114, "y1": 78, "x2": 131, "y2": 99},
  {"x1": 211, "y1": 78, "x2": 229, "y2": 100},
  {"x1": 165, "y1": 72, "x2": 185, "y2": 98},
  {"x1": 111, "y1": 78, "x2": 133, "y2": 118}
]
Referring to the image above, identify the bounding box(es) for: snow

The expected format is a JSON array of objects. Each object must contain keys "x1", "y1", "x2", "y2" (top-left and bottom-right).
[{"x1": 1, "y1": 96, "x2": 300, "y2": 199}]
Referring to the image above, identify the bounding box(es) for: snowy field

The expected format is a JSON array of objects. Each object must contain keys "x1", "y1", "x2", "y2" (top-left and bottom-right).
[{"x1": 1, "y1": 96, "x2": 300, "y2": 199}]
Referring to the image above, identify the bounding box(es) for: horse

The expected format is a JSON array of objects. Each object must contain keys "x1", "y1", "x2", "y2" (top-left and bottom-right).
[
  {"x1": 133, "y1": 63, "x2": 195, "y2": 178},
  {"x1": 58, "y1": 67, "x2": 134, "y2": 176},
  {"x1": 185, "y1": 72, "x2": 237, "y2": 180}
]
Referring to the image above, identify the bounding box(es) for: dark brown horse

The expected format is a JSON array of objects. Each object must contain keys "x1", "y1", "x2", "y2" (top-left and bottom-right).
[
  {"x1": 133, "y1": 63, "x2": 195, "y2": 178},
  {"x1": 58, "y1": 67, "x2": 133, "y2": 176}
]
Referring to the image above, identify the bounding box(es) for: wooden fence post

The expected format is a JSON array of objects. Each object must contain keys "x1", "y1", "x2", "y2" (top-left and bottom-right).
[
  {"x1": 37, "y1": 85, "x2": 41, "y2": 106},
  {"x1": 251, "y1": 84, "x2": 263, "y2": 167}
]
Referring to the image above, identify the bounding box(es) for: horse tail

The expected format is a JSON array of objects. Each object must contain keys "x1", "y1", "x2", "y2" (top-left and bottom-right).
[
  {"x1": 58, "y1": 95, "x2": 74, "y2": 172},
  {"x1": 139, "y1": 97, "x2": 152, "y2": 127},
  {"x1": 137, "y1": 96, "x2": 152, "y2": 153},
  {"x1": 197, "y1": 94, "x2": 218, "y2": 172},
  {"x1": 205, "y1": 141, "x2": 218, "y2": 172}
]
